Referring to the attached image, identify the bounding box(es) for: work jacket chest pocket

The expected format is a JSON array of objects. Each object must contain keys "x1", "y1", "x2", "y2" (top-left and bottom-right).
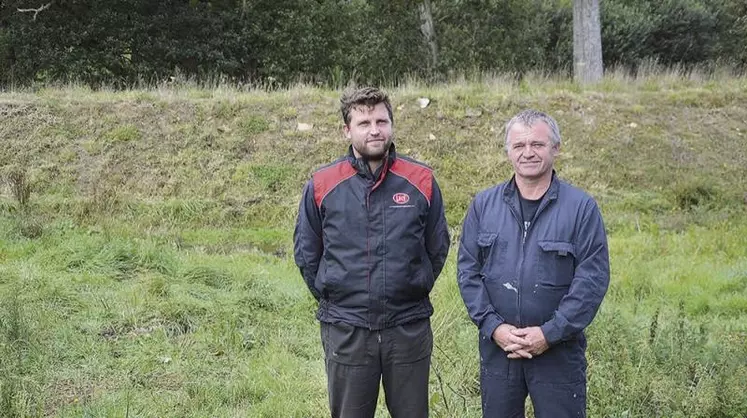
[
  {"x1": 537, "y1": 240, "x2": 576, "y2": 287},
  {"x1": 477, "y1": 232, "x2": 507, "y2": 278}
]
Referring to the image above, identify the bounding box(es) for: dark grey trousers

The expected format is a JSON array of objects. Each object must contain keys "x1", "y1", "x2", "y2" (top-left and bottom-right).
[{"x1": 320, "y1": 318, "x2": 432, "y2": 418}]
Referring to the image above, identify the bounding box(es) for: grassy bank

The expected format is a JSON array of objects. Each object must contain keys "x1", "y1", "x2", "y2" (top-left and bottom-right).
[{"x1": 1, "y1": 74, "x2": 746, "y2": 417}]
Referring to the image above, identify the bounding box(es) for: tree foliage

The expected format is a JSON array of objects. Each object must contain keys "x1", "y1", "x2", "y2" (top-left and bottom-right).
[{"x1": 0, "y1": 0, "x2": 744, "y2": 87}]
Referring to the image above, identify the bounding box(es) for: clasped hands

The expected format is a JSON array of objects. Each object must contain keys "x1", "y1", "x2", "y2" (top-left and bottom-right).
[{"x1": 492, "y1": 323, "x2": 549, "y2": 359}]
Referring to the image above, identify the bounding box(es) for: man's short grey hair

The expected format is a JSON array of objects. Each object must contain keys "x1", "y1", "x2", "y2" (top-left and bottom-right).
[{"x1": 504, "y1": 110, "x2": 561, "y2": 151}]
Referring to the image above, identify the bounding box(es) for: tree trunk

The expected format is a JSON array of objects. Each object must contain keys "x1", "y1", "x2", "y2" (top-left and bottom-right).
[
  {"x1": 419, "y1": 0, "x2": 438, "y2": 70},
  {"x1": 573, "y1": 0, "x2": 603, "y2": 84}
]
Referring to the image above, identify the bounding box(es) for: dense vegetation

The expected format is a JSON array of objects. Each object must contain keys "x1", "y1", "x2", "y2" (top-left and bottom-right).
[{"x1": 1, "y1": 0, "x2": 746, "y2": 87}]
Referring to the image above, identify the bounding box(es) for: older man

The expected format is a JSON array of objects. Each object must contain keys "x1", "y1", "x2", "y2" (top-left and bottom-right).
[{"x1": 457, "y1": 109, "x2": 610, "y2": 417}]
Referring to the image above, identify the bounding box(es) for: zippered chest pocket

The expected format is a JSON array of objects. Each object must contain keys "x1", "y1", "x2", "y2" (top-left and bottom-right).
[
  {"x1": 537, "y1": 240, "x2": 576, "y2": 286},
  {"x1": 477, "y1": 232, "x2": 508, "y2": 277}
]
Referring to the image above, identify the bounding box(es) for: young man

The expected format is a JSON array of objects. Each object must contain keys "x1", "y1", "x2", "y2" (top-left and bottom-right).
[
  {"x1": 457, "y1": 110, "x2": 610, "y2": 417},
  {"x1": 294, "y1": 86, "x2": 450, "y2": 418}
]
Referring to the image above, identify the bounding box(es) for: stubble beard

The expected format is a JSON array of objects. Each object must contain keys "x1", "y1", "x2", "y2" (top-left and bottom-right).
[{"x1": 355, "y1": 137, "x2": 393, "y2": 162}]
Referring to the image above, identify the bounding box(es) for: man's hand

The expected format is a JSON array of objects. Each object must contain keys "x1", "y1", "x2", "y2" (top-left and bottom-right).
[
  {"x1": 492, "y1": 324, "x2": 533, "y2": 359},
  {"x1": 506, "y1": 326, "x2": 549, "y2": 359}
]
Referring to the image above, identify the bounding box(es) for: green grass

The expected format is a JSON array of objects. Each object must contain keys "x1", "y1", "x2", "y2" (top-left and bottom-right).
[{"x1": 1, "y1": 74, "x2": 747, "y2": 417}]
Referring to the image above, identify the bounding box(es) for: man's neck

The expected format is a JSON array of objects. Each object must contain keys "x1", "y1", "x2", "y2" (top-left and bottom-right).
[
  {"x1": 367, "y1": 159, "x2": 384, "y2": 173},
  {"x1": 351, "y1": 148, "x2": 386, "y2": 174},
  {"x1": 516, "y1": 174, "x2": 552, "y2": 200}
]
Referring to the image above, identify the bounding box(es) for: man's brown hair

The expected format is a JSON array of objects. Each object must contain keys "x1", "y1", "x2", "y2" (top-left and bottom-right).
[{"x1": 340, "y1": 86, "x2": 393, "y2": 126}]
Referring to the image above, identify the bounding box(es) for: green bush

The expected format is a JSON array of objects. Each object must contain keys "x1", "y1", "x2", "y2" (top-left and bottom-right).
[
  {"x1": 601, "y1": 1, "x2": 658, "y2": 69},
  {"x1": 648, "y1": 0, "x2": 720, "y2": 66}
]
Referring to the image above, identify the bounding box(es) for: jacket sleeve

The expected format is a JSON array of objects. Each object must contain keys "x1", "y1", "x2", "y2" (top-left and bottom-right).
[
  {"x1": 540, "y1": 199, "x2": 610, "y2": 345},
  {"x1": 425, "y1": 176, "x2": 450, "y2": 280},
  {"x1": 457, "y1": 195, "x2": 505, "y2": 340},
  {"x1": 293, "y1": 179, "x2": 323, "y2": 301}
]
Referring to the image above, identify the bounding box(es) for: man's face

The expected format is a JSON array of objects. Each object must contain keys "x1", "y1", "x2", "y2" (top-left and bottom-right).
[
  {"x1": 344, "y1": 102, "x2": 393, "y2": 161},
  {"x1": 506, "y1": 121, "x2": 559, "y2": 182}
]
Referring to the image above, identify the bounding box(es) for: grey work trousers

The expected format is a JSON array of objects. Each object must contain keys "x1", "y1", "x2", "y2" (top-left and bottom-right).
[
  {"x1": 479, "y1": 332, "x2": 588, "y2": 418},
  {"x1": 320, "y1": 318, "x2": 432, "y2": 418}
]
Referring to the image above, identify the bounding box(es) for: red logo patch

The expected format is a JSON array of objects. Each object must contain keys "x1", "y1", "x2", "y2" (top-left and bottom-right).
[{"x1": 393, "y1": 193, "x2": 410, "y2": 204}]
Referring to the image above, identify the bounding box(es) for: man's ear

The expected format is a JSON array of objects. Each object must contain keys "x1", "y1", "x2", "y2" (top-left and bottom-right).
[{"x1": 343, "y1": 124, "x2": 351, "y2": 140}]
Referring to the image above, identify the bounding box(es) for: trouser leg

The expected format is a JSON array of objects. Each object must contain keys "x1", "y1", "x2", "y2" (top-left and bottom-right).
[
  {"x1": 380, "y1": 318, "x2": 433, "y2": 418},
  {"x1": 321, "y1": 322, "x2": 381, "y2": 418},
  {"x1": 530, "y1": 379, "x2": 586, "y2": 418},
  {"x1": 478, "y1": 333, "x2": 528, "y2": 418},
  {"x1": 526, "y1": 338, "x2": 588, "y2": 418}
]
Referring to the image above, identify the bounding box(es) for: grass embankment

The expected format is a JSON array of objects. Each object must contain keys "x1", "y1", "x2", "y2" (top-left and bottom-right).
[{"x1": 1, "y1": 75, "x2": 746, "y2": 417}]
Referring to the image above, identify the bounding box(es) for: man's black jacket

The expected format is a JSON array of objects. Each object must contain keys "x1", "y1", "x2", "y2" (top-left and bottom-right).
[{"x1": 294, "y1": 144, "x2": 450, "y2": 330}]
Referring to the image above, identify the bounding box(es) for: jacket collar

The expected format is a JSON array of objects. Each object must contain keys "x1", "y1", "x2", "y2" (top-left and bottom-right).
[
  {"x1": 347, "y1": 142, "x2": 397, "y2": 180},
  {"x1": 504, "y1": 170, "x2": 560, "y2": 202}
]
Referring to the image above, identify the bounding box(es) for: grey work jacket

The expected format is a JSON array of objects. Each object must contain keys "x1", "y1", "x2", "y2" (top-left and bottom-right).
[{"x1": 457, "y1": 173, "x2": 610, "y2": 346}]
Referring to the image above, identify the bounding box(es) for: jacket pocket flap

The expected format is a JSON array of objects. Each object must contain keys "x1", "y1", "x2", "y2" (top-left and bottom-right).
[
  {"x1": 477, "y1": 233, "x2": 497, "y2": 247},
  {"x1": 538, "y1": 240, "x2": 575, "y2": 257}
]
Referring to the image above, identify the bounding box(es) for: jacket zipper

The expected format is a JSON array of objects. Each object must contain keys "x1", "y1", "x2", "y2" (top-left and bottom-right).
[
  {"x1": 510, "y1": 193, "x2": 553, "y2": 328},
  {"x1": 366, "y1": 162, "x2": 387, "y2": 330},
  {"x1": 366, "y1": 190, "x2": 372, "y2": 329},
  {"x1": 508, "y1": 203, "x2": 524, "y2": 326}
]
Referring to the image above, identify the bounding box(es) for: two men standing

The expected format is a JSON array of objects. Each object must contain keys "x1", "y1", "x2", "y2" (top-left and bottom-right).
[{"x1": 294, "y1": 87, "x2": 609, "y2": 418}]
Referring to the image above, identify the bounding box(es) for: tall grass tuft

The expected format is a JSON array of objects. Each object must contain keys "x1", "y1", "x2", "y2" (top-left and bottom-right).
[{"x1": 3, "y1": 167, "x2": 32, "y2": 210}]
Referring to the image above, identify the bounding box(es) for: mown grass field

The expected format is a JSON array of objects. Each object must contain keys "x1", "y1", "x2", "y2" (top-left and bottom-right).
[{"x1": 1, "y1": 73, "x2": 747, "y2": 417}]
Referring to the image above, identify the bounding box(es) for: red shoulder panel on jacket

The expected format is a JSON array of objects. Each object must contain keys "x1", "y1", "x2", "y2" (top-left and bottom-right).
[
  {"x1": 389, "y1": 159, "x2": 433, "y2": 205},
  {"x1": 312, "y1": 161, "x2": 357, "y2": 208}
]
